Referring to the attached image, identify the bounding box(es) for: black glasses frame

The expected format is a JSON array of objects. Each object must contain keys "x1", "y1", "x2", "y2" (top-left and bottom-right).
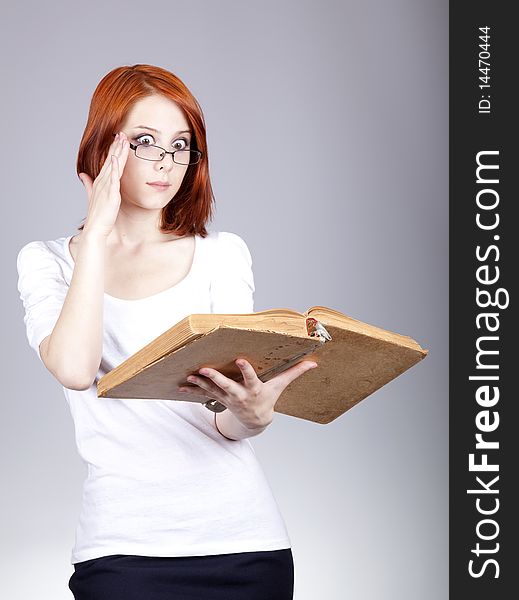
[{"x1": 128, "y1": 142, "x2": 202, "y2": 165}]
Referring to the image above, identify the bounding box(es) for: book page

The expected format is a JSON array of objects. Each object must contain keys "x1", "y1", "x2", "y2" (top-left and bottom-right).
[
  {"x1": 189, "y1": 310, "x2": 307, "y2": 335},
  {"x1": 306, "y1": 306, "x2": 427, "y2": 352}
]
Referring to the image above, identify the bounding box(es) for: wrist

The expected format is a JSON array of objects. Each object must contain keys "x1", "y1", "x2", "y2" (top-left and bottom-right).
[
  {"x1": 81, "y1": 226, "x2": 111, "y2": 242},
  {"x1": 214, "y1": 410, "x2": 270, "y2": 441}
]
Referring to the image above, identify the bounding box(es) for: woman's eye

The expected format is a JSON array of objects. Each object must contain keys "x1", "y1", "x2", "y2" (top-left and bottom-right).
[
  {"x1": 135, "y1": 134, "x2": 154, "y2": 145},
  {"x1": 172, "y1": 138, "x2": 188, "y2": 151}
]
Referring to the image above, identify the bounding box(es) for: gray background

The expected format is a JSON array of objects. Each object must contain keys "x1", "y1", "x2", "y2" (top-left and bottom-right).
[{"x1": 2, "y1": 1, "x2": 448, "y2": 598}]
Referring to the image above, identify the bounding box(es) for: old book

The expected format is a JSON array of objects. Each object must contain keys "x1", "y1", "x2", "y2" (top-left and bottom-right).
[{"x1": 97, "y1": 306, "x2": 428, "y2": 424}]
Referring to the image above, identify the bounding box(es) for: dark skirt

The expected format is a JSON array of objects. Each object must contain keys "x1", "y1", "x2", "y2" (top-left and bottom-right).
[{"x1": 68, "y1": 548, "x2": 294, "y2": 600}]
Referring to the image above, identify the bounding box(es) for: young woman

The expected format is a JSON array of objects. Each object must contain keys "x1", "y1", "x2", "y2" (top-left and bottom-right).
[{"x1": 16, "y1": 64, "x2": 317, "y2": 600}]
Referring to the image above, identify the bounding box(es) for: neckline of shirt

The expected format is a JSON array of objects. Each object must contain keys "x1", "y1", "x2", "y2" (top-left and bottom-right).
[{"x1": 62, "y1": 233, "x2": 201, "y2": 303}]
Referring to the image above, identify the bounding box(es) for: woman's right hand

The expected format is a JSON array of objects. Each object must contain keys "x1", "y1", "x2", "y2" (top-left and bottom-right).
[{"x1": 78, "y1": 131, "x2": 130, "y2": 238}]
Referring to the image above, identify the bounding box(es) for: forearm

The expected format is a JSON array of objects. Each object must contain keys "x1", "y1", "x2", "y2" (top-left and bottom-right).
[
  {"x1": 46, "y1": 231, "x2": 106, "y2": 389},
  {"x1": 214, "y1": 409, "x2": 270, "y2": 441}
]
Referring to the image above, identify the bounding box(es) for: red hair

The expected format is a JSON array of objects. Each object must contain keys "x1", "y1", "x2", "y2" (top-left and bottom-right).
[{"x1": 76, "y1": 64, "x2": 214, "y2": 237}]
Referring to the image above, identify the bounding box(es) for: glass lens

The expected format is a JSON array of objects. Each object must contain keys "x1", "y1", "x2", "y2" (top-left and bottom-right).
[
  {"x1": 173, "y1": 150, "x2": 201, "y2": 165},
  {"x1": 135, "y1": 145, "x2": 164, "y2": 161}
]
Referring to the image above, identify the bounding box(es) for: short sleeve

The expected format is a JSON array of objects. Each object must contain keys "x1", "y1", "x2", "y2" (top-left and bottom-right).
[
  {"x1": 16, "y1": 241, "x2": 69, "y2": 362},
  {"x1": 209, "y1": 232, "x2": 255, "y2": 314}
]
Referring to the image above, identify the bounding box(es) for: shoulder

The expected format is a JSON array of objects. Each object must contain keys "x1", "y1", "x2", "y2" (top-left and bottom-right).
[
  {"x1": 210, "y1": 231, "x2": 252, "y2": 259},
  {"x1": 206, "y1": 232, "x2": 255, "y2": 307},
  {"x1": 16, "y1": 240, "x2": 49, "y2": 270},
  {"x1": 215, "y1": 231, "x2": 248, "y2": 245},
  {"x1": 17, "y1": 239, "x2": 46, "y2": 256},
  {"x1": 201, "y1": 231, "x2": 253, "y2": 278},
  {"x1": 16, "y1": 236, "x2": 71, "y2": 274}
]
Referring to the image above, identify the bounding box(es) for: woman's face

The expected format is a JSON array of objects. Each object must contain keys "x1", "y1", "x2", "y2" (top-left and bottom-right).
[{"x1": 118, "y1": 94, "x2": 192, "y2": 208}]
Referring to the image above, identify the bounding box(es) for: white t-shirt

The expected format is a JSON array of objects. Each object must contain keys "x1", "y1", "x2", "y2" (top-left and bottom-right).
[{"x1": 16, "y1": 231, "x2": 291, "y2": 564}]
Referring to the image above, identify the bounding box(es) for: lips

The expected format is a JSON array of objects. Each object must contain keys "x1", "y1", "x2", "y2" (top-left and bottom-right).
[{"x1": 147, "y1": 182, "x2": 171, "y2": 189}]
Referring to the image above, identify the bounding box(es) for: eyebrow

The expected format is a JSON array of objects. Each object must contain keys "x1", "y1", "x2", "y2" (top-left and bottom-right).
[{"x1": 131, "y1": 125, "x2": 191, "y2": 136}]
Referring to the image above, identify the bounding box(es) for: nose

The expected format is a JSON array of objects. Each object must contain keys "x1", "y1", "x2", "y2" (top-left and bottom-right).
[{"x1": 157, "y1": 151, "x2": 175, "y2": 171}]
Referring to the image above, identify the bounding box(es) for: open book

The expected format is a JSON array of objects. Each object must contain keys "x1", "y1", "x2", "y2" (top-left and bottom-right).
[{"x1": 97, "y1": 306, "x2": 427, "y2": 424}]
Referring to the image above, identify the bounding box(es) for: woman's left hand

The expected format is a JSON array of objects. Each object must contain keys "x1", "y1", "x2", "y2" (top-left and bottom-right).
[{"x1": 177, "y1": 358, "x2": 318, "y2": 430}]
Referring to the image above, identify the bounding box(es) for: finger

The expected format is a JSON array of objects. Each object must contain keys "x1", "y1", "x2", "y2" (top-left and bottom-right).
[
  {"x1": 235, "y1": 359, "x2": 260, "y2": 387},
  {"x1": 95, "y1": 134, "x2": 124, "y2": 184},
  {"x1": 190, "y1": 373, "x2": 229, "y2": 397},
  {"x1": 103, "y1": 135, "x2": 128, "y2": 182},
  {"x1": 180, "y1": 376, "x2": 227, "y2": 401},
  {"x1": 88, "y1": 155, "x2": 117, "y2": 200},
  {"x1": 197, "y1": 367, "x2": 242, "y2": 396},
  {"x1": 116, "y1": 137, "x2": 130, "y2": 176},
  {"x1": 95, "y1": 144, "x2": 122, "y2": 192},
  {"x1": 178, "y1": 385, "x2": 227, "y2": 405},
  {"x1": 268, "y1": 360, "x2": 318, "y2": 392},
  {"x1": 110, "y1": 155, "x2": 120, "y2": 186}
]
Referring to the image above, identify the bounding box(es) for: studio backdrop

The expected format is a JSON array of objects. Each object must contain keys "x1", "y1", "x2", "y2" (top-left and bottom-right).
[{"x1": 2, "y1": 1, "x2": 448, "y2": 598}]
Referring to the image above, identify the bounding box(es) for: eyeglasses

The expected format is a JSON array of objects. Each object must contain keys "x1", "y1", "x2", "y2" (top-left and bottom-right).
[{"x1": 128, "y1": 142, "x2": 202, "y2": 165}]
